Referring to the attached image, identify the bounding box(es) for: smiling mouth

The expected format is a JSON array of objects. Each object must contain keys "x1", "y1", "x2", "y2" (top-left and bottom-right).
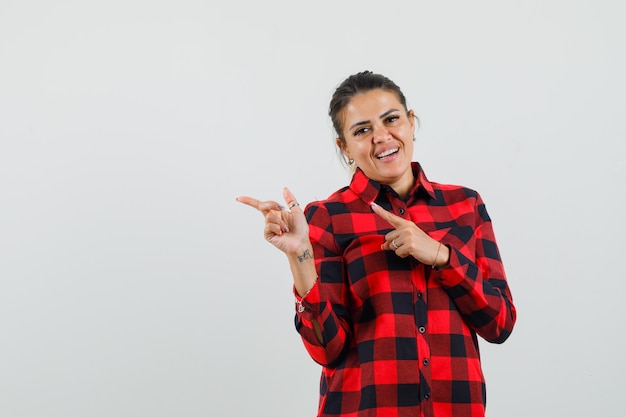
[{"x1": 376, "y1": 148, "x2": 399, "y2": 159}]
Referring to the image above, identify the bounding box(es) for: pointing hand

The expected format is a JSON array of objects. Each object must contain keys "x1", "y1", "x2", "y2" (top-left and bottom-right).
[{"x1": 236, "y1": 188, "x2": 309, "y2": 255}]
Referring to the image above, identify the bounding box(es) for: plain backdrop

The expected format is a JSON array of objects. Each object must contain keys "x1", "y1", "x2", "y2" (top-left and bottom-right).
[{"x1": 1, "y1": 1, "x2": 625, "y2": 416}]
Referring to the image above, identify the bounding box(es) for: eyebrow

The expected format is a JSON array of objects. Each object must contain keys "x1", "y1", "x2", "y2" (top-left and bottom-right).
[{"x1": 348, "y1": 108, "x2": 401, "y2": 131}]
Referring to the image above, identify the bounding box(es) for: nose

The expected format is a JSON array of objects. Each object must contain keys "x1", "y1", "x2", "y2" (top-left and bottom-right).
[{"x1": 372, "y1": 123, "x2": 392, "y2": 143}]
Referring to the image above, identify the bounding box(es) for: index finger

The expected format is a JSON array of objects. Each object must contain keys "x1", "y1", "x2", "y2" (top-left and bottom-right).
[
  {"x1": 370, "y1": 202, "x2": 407, "y2": 228},
  {"x1": 236, "y1": 196, "x2": 283, "y2": 213}
]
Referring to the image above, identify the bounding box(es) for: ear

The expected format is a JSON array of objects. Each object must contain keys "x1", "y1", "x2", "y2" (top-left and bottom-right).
[
  {"x1": 408, "y1": 109, "x2": 416, "y2": 129},
  {"x1": 336, "y1": 138, "x2": 350, "y2": 159}
]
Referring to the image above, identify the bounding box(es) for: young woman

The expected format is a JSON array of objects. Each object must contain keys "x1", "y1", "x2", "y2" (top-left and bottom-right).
[{"x1": 237, "y1": 71, "x2": 516, "y2": 417}]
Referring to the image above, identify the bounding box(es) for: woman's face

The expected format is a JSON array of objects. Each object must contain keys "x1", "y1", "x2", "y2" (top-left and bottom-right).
[{"x1": 338, "y1": 89, "x2": 416, "y2": 194}]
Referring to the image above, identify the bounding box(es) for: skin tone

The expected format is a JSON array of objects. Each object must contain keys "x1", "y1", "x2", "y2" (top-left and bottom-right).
[
  {"x1": 337, "y1": 89, "x2": 417, "y2": 199},
  {"x1": 236, "y1": 88, "x2": 450, "y2": 342},
  {"x1": 236, "y1": 188, "x2": 316, "y2": 298},
  {"x1": 337, "y1": 89, "x2": 449, "y2": 264},
  {"x1": 236, "y1": 188, "x2": 322, "y2": 341}
]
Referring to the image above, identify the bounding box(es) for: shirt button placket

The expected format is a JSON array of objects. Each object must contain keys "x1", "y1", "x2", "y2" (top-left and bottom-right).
[{"x1": 414, "y1": 290, "x2": 431, "y2": 403}]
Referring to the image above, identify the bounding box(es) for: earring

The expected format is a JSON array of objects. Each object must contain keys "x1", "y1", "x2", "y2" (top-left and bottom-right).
[
  {"x1": 349, "y1": 159, "x2": 354, "y2": 164},
  {"x1": 413, "y1": 136, "x2": 416, "y2": 142}
]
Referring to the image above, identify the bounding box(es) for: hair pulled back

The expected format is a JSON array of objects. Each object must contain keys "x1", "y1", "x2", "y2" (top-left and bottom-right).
[{"x1": 329, "y1": 71, "x2": 408, "y2": 146}]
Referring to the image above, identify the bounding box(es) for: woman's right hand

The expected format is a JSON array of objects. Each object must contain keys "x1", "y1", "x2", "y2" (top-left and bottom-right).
[{"x1": 236, "y1": 187, "x2": 310, "y2": 255}]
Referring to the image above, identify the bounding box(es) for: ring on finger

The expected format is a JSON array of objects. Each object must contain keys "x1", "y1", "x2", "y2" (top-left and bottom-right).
[
  {"x1": 288, "y1": 201, "x2": 300, "y2": 209},
  {"x1": 391, "y1": 239, "x2": 399, "y2": 250}
]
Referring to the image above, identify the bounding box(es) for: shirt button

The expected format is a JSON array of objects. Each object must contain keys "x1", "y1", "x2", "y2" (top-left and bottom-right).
[
  {"x1": 398, "y1": 208, "x2": 405, "y2": 215},
  {"x1": 417, "y1": 292, "x2": 423, "y2": 298},
  {"x1": 419, "y1": 326, "x2": 426, "y2": 333},
  {"x1": 424, "y1": 393, "x2": 430, "y2": 399},
  {"x1": 423, "y1": 359, "x2": 429, "y2": 366}
]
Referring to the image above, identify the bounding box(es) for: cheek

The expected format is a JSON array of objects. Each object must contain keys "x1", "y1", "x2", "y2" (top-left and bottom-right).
[{"x1": 353, "y1": 142, "x2": 373, "y2": 157}]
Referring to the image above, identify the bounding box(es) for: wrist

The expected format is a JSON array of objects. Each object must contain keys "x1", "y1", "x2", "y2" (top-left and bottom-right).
[
  {"x1": 295, "y1": 275, "x2": 318, "y2": 300},
  {"x1": 432, "y1": 243, "x2": 450, "y2": 269},
  {"x1": 287, "y1": 244, "x2": 317, "y2": 297},
  {"x1": 286, "y1": 242, "x2": 314, "y2": 262},
  {"x1": 284, "y1": 236, "x2": 312, "y2": 254}
]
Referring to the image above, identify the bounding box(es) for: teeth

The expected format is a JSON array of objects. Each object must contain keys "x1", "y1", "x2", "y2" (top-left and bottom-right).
[{"x1": 377, "y1": 148, "x2": 398, "y2": 158}]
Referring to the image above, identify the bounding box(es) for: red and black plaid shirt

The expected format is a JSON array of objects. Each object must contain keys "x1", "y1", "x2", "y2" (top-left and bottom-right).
[{"x1": 295, "y1": 162, "x2": 516, "y2": 417}]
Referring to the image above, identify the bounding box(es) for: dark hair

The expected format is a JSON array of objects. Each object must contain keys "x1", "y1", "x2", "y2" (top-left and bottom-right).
[{"x1": 329, "y1": 71, "x2": 408, "y2": 145}]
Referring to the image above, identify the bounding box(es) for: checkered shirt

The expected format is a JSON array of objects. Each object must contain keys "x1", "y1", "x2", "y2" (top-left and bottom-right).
[{"x1": 294, "y1": 162, "x2": 516, "y2": 417}]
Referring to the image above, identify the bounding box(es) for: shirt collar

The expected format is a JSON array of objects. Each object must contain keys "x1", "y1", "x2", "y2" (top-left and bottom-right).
[{"x1": 349, "y1": 162, "x2": 436, "y2": 205}]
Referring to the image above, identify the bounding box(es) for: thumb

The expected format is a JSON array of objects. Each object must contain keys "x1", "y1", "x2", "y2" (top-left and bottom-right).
[{"x1": 283, "y1": 187, "x2": 302, "y2": 211}]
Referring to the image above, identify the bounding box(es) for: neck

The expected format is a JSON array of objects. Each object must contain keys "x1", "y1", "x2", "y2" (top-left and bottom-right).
[{"x1": 389, "y1": 171, "x2": 416, "y2": 199}]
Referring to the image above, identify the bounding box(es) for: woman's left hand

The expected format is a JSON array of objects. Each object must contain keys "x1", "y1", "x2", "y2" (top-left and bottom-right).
[{"x1": 370, "y1": 202, "x2": 449, "y2": 267}]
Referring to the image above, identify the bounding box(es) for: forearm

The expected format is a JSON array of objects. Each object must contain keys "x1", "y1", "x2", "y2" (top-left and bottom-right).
[
  {"x1": 295, "y1": 288, "x2": 352, "y2": 367},
  {"x1": 288, "y1": 244, "x2": 349, "y2": 366},
  {"x1": 438, "y1": 246, "x2": 516, "y2": 343},
  {"x1": 287, "y1": 241, "x2": 324, "y2": 343},
  {"x1": 286, "y1": 241, "x2": 318, "y2": 297},
  {"x1": 294, "y1": 202, "x2": 352, "y2": 366}
]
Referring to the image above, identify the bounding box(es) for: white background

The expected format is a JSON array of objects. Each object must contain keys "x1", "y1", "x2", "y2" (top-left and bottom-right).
[{"x1": 1, "y1": 1, "x2": 624, "y2": 416}]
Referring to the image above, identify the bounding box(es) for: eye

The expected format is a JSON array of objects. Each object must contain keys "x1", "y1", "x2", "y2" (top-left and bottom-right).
[
  {"x1": 385, "y1": 115, "x2": 400, "y2": 123},
  {"x1": 354, "y1": 126, "x2": 370, "y2": 136}
]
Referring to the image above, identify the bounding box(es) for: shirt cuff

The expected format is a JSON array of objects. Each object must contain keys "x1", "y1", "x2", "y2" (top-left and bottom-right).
[
  {"x1": 434, "y1": 245, "x2": 466, "y2": 287},
  {"x1": 293, "y1": 279, "x2": 321, "y2": 315}
]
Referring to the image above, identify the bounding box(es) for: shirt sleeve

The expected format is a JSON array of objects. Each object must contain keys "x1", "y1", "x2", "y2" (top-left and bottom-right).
[
  {"x1": 435, "y1": 192, "x2": 517, "y2": 344},
  {"x1": 294, "y1": 203, "x2": 352, "y2": 367}
]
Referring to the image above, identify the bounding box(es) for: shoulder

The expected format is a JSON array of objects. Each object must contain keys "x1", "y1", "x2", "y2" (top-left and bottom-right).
[
  {"x1": 416, "y1": 162, "x2": 481, "y2": 204},
  {"x1": 427, "y1": 181, "x2": 492, "y2": 222},
  {"x1": 304, "y1": 185, "x2": 358, "y2": 216},
  {"x1": 428, "y1": 181, "x2": 481, "y2": 202}
]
